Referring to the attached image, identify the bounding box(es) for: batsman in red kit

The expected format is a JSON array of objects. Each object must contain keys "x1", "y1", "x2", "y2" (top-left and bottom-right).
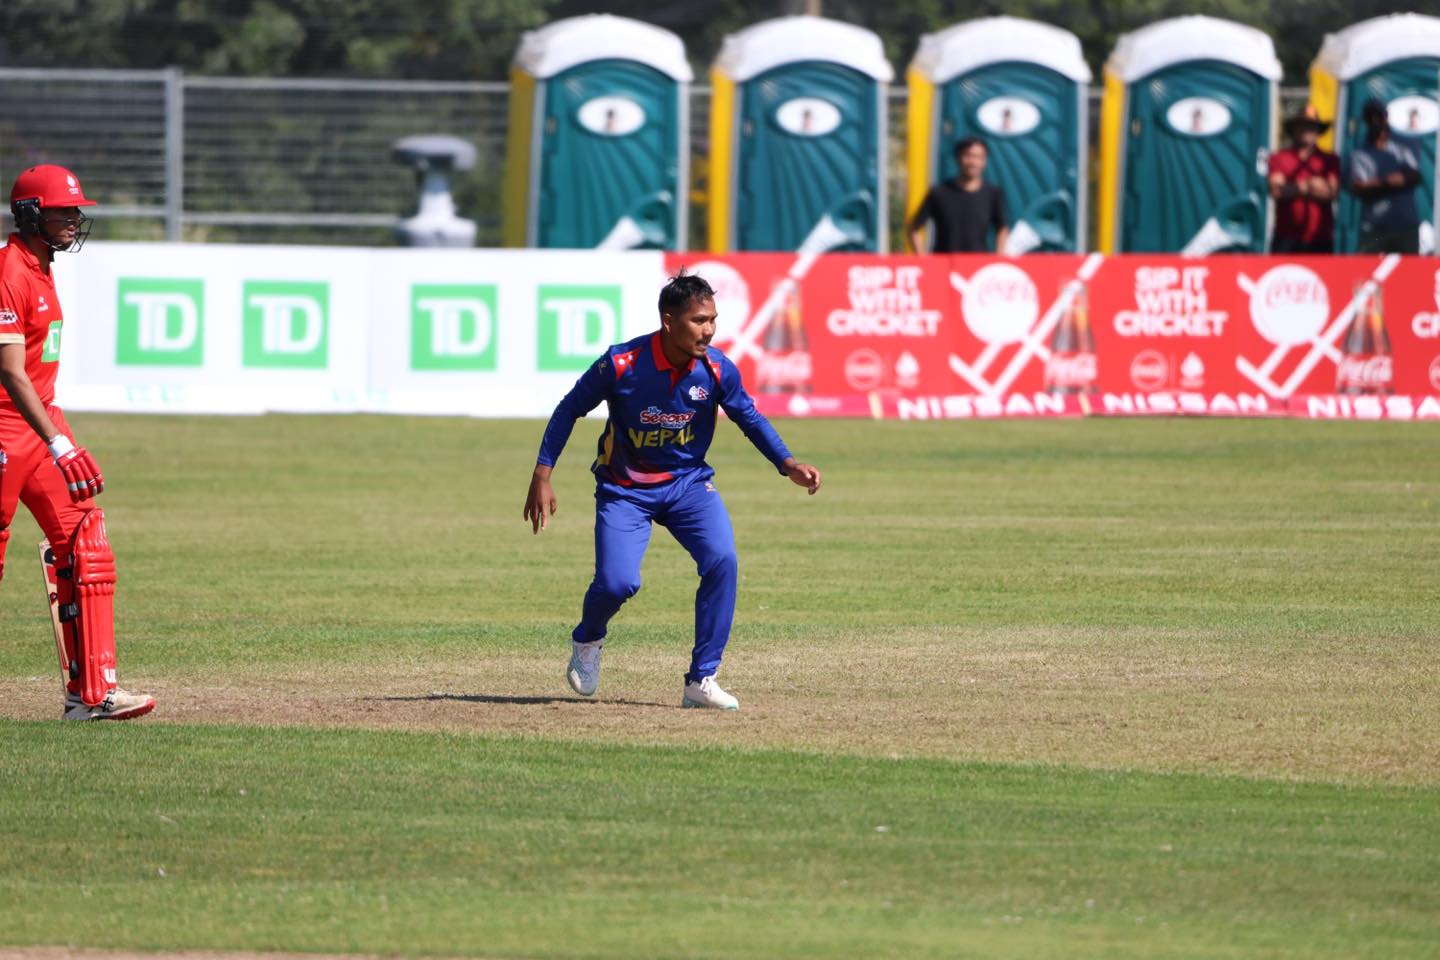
[{"x1": 0, "y1": 165, "x2": 154, "y2": 721}]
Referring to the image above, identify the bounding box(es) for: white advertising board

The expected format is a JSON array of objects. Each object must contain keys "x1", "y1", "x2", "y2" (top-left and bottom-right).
[{"x1": 49, "y1": 243, "x2": 668, "y2": 416}]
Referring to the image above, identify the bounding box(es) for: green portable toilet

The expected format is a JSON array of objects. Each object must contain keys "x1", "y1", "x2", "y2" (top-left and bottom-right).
[
  {"x1": 1311, "y1": 13, "x2": 1440, "y2": 253},
  {"x1": 907, "y1": 17, "x2": 1091, "y2": 253},
  {"x1": 708, "y1": 16, "x2": 893, "y2": 253},
  {"x1": 1098, "y1": 16, "x2": 1280, "y2": 254},
  {"x1": 502, "y1": 15, "x2": 692, "y2": 250}
]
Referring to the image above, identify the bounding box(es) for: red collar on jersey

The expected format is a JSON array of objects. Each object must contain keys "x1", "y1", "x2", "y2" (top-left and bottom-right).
[{"x1": 650, "y1": 331, "x2": 697, "y2": 388}]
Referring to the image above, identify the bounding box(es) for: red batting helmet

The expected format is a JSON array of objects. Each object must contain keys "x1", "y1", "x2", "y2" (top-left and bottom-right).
[
  {"x1": 11, "y1": 164, "x2": 96, "y2": 209},
  {"x1": 10, "y1": 164, "x2": 96, "y2": 252}
]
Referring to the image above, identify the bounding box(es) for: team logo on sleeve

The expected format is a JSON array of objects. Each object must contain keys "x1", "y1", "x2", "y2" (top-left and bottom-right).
[{"x1": 688, "y1": 385, "x2": 709, "y2": 401}]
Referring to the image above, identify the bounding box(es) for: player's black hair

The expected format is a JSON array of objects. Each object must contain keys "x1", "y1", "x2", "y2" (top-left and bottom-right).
[
  {"x1": 953, "y1": 136, "x2": 988, "y2": 159},
  {"x1": 658, "y1": 268, "x2": 715, "y2": 317}
]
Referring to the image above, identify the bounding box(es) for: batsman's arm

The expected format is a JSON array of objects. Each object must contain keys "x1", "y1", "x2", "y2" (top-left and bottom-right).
[
  {"x1": 0, "y1": 343, "x2": 63, "y2": 443},
  {"x1": 525, "y1": 354, "x2": 611, "y2": 533},
  {"x1": 0, "y1": 344, "x2": 104, "y2": 501}
]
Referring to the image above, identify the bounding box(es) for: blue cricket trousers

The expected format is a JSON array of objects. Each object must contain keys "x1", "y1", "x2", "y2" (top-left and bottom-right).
[{"x1": 572, "y1": 471, "x2": 738, "y2": 684}]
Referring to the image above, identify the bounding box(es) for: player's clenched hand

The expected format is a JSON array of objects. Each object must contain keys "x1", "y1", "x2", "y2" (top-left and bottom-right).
[
  {"x1": 48, "y1": 435, "x2": 104, "y2": 503},
  {"x1": 784, "y1": 460, "x2": 822, "y2": 496},
  {"x1": 524, "y1": 465, "x2": 558, "y2": 534}
]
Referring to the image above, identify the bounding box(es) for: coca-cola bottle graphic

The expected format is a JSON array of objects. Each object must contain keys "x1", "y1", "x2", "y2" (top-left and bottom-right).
[
  {"x1": 757, "y1": 284, "x2": 813, "y2": 394},
  {"x1": 1336, "y1": 285, "x2": 1393, "y2": 396},
  {"x1": 1044, "y1": 281, "x2": 1097, "y2": 395}
]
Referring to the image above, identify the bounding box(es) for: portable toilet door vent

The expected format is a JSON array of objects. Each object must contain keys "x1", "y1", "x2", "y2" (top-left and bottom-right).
[
  {"x1": 1311, "y1": 13, "x2": 1440, "y2": 253},
  {"x1": 1098, "y1": 16, "x2": 1281, "y2": 254},
  {"x1": 708, "y1": 15, "x2": 894, "y2": 253},
  {"x1": 503, "y1": 14, "x2": 692, "y2": 250},
  {"x1": 908, "y1": 16, "x2": 1091, "y2": 254}
]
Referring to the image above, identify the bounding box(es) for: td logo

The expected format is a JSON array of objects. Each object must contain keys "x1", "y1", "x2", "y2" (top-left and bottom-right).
[
  {"x1": 243, "y1": 281, "x2": 329, "y2": 369},
  {"x1": 116, "y1": 278, "x2": 205, "y2": 366},
  {"x1": 410, "y1": 284, "x2": 498, "y2": 371},
  {"x1": 537, "y1": 285, "x2": 621, "y2": 371}
]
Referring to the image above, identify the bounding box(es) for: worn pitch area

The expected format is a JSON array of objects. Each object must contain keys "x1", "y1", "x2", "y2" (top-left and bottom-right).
[{"x1": 1, "y1": 415, "x2": 1435, "y2": 785}]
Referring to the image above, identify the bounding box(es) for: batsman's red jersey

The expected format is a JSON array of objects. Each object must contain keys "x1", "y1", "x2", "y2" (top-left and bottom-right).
[
  {"x1": 0, "y1": 229, "x2": 86, "y2": 586},
  {"x1": 0, "y1": 232, "x2": 63, "y2": 411}
]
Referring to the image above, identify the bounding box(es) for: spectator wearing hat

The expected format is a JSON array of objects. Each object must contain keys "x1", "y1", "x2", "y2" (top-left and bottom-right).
[
  {"x1": 1268, "y1": 104, "x2": 1339, "y2": 254},
  {"x1": 1345, "y1": 98, "x2": 1423, "y2": 254}
]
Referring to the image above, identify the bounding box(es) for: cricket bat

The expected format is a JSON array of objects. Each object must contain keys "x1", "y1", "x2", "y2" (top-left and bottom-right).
[{"x1": 38, "y1": 540, "x2": 67, "y2": 688}]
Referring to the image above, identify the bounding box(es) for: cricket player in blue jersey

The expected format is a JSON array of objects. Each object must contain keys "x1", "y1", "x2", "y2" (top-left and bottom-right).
[{"x1": 524, "y1": 271, "x2": 822, "y2": 710}]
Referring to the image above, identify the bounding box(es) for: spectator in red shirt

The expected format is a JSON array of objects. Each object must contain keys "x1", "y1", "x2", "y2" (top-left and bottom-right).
[{"x1": 1268, "y1": 104, "x2": 1340, "y2": 254}]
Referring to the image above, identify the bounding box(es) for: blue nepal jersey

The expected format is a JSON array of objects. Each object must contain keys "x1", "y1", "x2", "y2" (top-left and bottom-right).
[{"x1": 537, "y1": 331, "x2": 792, "y2": 487}]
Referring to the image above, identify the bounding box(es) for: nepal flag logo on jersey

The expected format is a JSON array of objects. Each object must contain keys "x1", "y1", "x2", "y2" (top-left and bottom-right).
[
  {"x1": 688, "y1": 385, "x2": 708, "y2": 401},
  {"x1": 639, "y1": 406, "x2": 695, "y2": 428}
]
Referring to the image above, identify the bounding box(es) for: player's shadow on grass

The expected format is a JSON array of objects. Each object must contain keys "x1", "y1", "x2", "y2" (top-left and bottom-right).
[{"x1": 374, "y1": 693, "x2": 669, "y2": 708}]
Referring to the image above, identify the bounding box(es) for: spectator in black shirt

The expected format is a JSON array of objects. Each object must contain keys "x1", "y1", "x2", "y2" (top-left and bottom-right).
[{"x1": 908, "y1": 138, "x2": 1009, "y2": 254}]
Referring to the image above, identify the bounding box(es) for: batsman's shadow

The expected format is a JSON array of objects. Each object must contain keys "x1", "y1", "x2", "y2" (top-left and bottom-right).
[{"x1": 374, "y1": 692, "x2": 669, "y2": 708}]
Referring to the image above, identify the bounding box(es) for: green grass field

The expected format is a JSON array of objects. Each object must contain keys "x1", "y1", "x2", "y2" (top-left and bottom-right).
[{"x1": 2, "y1": 415, "x2": 1438, "y2": 959}]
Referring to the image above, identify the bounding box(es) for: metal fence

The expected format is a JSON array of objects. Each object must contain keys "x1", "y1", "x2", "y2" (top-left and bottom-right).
[
  {"x1": 0, "y1": 67, "x2": 1310, "y2": 249},
  {"x1": 0, "y1": 69, "x2": 506, "y2": 246}
]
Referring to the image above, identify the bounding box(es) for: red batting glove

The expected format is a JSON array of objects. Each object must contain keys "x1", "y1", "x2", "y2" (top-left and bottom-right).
[{"x1": 48, "y1": 435, "x2": 105, "y2": 503}]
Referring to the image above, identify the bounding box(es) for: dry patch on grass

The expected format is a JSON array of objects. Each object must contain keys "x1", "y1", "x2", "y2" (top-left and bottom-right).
[{"x1": 3, "y1": 625, "x2": 1435, "y2": 786}]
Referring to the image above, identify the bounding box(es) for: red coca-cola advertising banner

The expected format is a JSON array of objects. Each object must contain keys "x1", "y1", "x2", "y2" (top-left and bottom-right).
[{"x1": 667, "y1": 252, "x2": 1440, "y2": 420}]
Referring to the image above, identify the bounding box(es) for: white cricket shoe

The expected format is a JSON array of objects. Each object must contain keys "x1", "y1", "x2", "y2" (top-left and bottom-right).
[
  {"x1": 62, "y1": 688, "x2": 156, "y2": 722},
  {"x1": 567, "y1": 640, "x2": 603, "y2": 697},
  {"x1": 682, "y1": 676, "x2": 739, "y2": 711}
]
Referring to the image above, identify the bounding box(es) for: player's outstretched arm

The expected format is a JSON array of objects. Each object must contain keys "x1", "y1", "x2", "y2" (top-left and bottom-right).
[
  {"x1": 523, "y1": 465, "x2": 558, "y2": 534},
  {"x1": 0, "y1": 343, "x2": 103, "y2": 502},
  {"x1": 781, "y1": 457, "x2": 822, "y2": 495}
]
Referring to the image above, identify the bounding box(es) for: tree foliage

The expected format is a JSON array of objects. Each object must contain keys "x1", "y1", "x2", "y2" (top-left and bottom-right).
[
  {"x1": 0, "y1": 0, "x2": 550, "y2": 79},
  {"x1": 5, "y1": 0, "x2": 1440, "y2": 83}
]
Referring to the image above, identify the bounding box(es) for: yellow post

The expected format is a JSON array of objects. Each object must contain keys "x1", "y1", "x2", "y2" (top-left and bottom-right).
[
  {"x1": 904, "y1": 67, "x2": 935, "y2": 252},
  {"x1": 706, "y1": 70, "x2": 736, "y2": 253},
  {"x1": 1096, "y1": 69, "x2": 1126, "y2": 254},
  {"x1": 1308, "y1": 64, "x2": 1340, "y2": 153},
  {"x1": 501, "y1": 67, "x2": 537, "y2": 248}
]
